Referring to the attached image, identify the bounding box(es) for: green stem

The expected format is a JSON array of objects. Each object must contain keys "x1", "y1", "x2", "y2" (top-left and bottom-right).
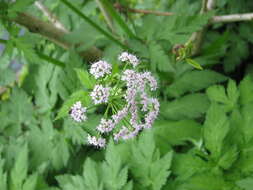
[
  {"x1": 0, "y1": 39, "x2": 7, "y2": 44},
  {"x1": 36, "y1": 51, "x2": 65, "y2": 67},
  {"x1": 104, "y1": 103, "x2": 111, "y2": 118},
  {"x1": 60, "y1": 0, "x2": 129, "y2": 50}
]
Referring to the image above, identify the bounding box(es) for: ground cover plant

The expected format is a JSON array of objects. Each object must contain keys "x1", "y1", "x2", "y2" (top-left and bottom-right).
[{"x1": 1, "y1": 0, "x2": 253, "y2": 189}]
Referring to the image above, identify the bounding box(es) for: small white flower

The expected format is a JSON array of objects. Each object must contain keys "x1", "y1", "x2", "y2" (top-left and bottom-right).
[
  {"x1": 112, "y1": 106, "x2": 128, "y2": 124},
  {"x1": 90, "y1": 60, "x2": 112, "y2": 79},
  {"x1": 90, "y1": 85, "x2": 111, "y2": 105},
  {"x1": 118, "y1": 52, "x2": 140, "y2": 67},
  {"x1": 87, "y1": 134, "x2": 106, "y2": 148},
  {"x1": 97, "y1": 118, "x2": 115, "y2": 133},
  {"x1": 118, "y1": 52, "x2": 129, "y2": 62},
  {"x1": 70, "y1": 101, "x2": 87, "y2": 122},
  {"x1": 141, "y1": 72, "x2": 158, "y2": 91}
]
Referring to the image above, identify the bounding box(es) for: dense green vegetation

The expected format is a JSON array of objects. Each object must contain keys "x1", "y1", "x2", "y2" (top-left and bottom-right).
[{"x1": 1, "y1": 0, "x2": 253, "y2": 189}]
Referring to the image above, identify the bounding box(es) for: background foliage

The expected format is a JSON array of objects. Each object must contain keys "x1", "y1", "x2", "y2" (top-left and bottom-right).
[{"x1": 1, "y1": 0, "x2": 253, "y2": 189}]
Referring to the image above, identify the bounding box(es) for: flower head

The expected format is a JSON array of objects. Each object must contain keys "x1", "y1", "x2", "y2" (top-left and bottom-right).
[
  {"x1": 118, "y1": 52, "x2": 140, "y2": 67},
  {"x1": 90, "y1": 84, "x2": 111, "y2": 105},
  {"x1": 97, "y1": 118, "x2": 115, "y2": 133},
  {"x1": 90, "y1": 60, "x2": 112, "y2": 79},
  {"x1": 87, "y1": 135, "x2": 106, "y2": 148},
  {"x1": 69, "y1": 101, "x2": 87, "y2": 122}
]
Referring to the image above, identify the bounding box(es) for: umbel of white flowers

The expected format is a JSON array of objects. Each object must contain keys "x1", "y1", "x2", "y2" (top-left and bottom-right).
[{"x1": 69, "y1": 52, "x2": 159, "y2": 148}]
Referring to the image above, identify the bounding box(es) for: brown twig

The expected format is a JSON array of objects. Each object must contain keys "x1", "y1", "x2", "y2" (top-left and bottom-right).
[
  {"x1": 114, "y1": 3, "x2": 174, "y2": 16},
  {"x1": 12, "y1": 12, "x2": 102, "y2": 61}
]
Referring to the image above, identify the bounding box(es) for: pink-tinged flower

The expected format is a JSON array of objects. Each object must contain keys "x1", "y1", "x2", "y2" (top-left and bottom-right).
[
  {"x1": 118, "y1": 52, "x2": 140, "y2": 67},
  {"x1": 112, "y1": 106, "x2": 128, "y2": 124},
  {"x1": 128, "y1": 54, "x2": 139, "y2": 67},
  {"x1": 141, "y1": 71, "x2": 158, "y2": 91},
  {"x1": 90, "y1": 60, "x2": 112, "y2": 79},
  {"x1": 113, "y1": 126, "x2": 129, "y2": 141},
  {"x1": 90, "y1": 84, "x2": 111, "y2": 105},
  {"x1": 96, "y1": 118, "x2": 115, "y2": 133},
  {"x1": 118, "y1": 52, "x2": 129, "y2": 62},
  {"x1": 143, "y1": 98, "x2": 160, "y2": 129},
  {"x1": 70, "y1": 101, "x2": 87, "y2": 122},
  {"x1": 140, "y1": 92, "x2": 149, "y2": 112},
  {"x1": 87, "y1": 134, "x2": 106, "y2": 148}
]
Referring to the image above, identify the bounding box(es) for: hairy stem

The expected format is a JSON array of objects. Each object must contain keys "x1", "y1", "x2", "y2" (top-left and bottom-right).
[
  {"x1": 34, "y1": 1, "x2": 68, "y2": 32},
  {"x1": 211, "y1": 13, "x2": 253, "y2": 23},
  {"x1": 95, "y1": 0, "x2": 116, "y2": 34},
  {"x1": 10, "y1": 12, "x2": 102, "y2": 61}
]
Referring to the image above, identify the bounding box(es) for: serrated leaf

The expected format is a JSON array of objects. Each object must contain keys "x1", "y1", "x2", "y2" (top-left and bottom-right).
[
  {"x1": 172, "y1": 153, "x2": 210, "y2": 181},
  {"x1": 148, "y1": 41, "x2": 174, "y2": 72},
  {"x1": 160, "y1": 93, "x2": 210, "y2": 120},
  {"x1": 22, "y1": 173, "x2": 38, "y2": 190},
  {"x1": 1, "y1": 88, "x2": 35, "y2": 130},
  {"x1": 83, "y1": 158, "x2": 103, "y2": 190},
  {"x1": 154, "y1": 120, "x2": 202, "y2": 148},
  {"x1": 10, "y1": 145, "x2": 28, "y2": 190},
  {"x1": 167, "y1": 70, "x2": 227, "y2": 97},
  {"x1": 239, "y1": 76, "x2": 253, "y2": 105},
  {"x1": 130, "y1": 131, "x2": 172, "y2": 190},
  {"x1": 51, "y1": 136, "x2": 70, "y2": 170},
  {"x1": 0, "y1": 68, "x2": 16, "y2": 86},
  {"x1": 203, "y1": 104, "x2": 230, "y2": 159},
  {"x1": 150, "y1": 151, "x2": 172, "y2": 190},
  {"x1": 206, "y1": 80, "x2": 239, "y2": 112},
  {"x1": 218, "y1": 145, "x2": 238, "y2": 170},
  {"x1": 0, "y1": 159, "x2": 7, "y2": 190},
  {"x1": 102, "y1": 140, "x2": 128, "y2": 190},
  {"x1": 75, "y1": 69, "x2": 95, "y2": 89},
  {"x1": 236, "y1": 177, "x2": 253, "y2": 190}
]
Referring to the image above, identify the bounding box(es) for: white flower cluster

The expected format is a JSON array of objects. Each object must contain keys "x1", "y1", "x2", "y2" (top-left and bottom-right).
[
  {"x1": 118, "y1": 52, "x2": 140, "y2": 67},
  {"x1": 90, "y1": 84, "x2": 111, "y2": 105},
  {"x1": 69, "y1": 101, "x2": 87, "y2": 122},
  {"x1": 90, "y1": 60, "x2": 112, "y2": 79},
  {"x1": 87, "y1": 134, "x2": 106, "y2": 148},
  {"x1": 69, "y1": 52, "x2": 159, "y2": 148}
]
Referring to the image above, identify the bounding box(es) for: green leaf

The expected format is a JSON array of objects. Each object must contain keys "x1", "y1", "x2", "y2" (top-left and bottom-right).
[
  {"x1": 185, "y1": 58, "x2": 203, "y2": 70},
  {"x1": 22, "y1": 173, "x2": 38, "y2": 190},
  {"x1": 236, "y1": 177, "x2": 253, "y2": 190},
  {"x1": 0, "y1": 159, "x2": 7, "y2": 190},
  {"x1": 1, "y1": 88, "x2": 35, "y2": 135},
  {"x1": 148, "y1": 41, "x2": 175, "y2": 72},
  {"x1": 10, "y1": 145, "x2": 28, "y2": 190},
  {"x1": 51, "y1": 136, "x2": 70, "y2": 170},
  {"x1": 206, "y1": 80, "x2": 239, "y2": 112},
  {"x1": 166, "y1": 70, "x2": 227, "y2": 97},
  {"x1": 239, "y1": 76, "x2": 253, "y2": 105},
  {"x1": 8, "y1": 0, "x2": 35, "y2": 17},
  {"x1": 102, "y1": 140, "x2": 128, "y2": 190},
  {"x1": 63, "y1": 120, "x2": 87, "y2": 145},
  {"x1": 218, "y1": 145, "x2": 238, "y2": 170},
  {"x1": 179, "y1": 173, "x2": 228, "y2": 190},
  {"x1": 203, "y1": 104, "x2": 230, "y2": 159},
  {"x1": 154, "y1": 120, "x2": 202, "y2": 147},
  {"x1": 83, "y1": 158, "x2": 103, "y2": 190},
  {"x1": 160, "y1": 93, "x2": 210, "y2": 120},
  {"x1": 75, "y1": 69, "x2": 95, "y2": 89},
  {"x1": 172, "y1": 153, "x2": 210, "y2": 181},
  {"x1": 130, "y1": 131, "x2": 172, "y2": 190},
  {"x1": 241, "y1": 104, "x2": 253, "y2": 143},
  {"x1": 0, "y1": 68, "x2": 16, "y2": 86}
]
